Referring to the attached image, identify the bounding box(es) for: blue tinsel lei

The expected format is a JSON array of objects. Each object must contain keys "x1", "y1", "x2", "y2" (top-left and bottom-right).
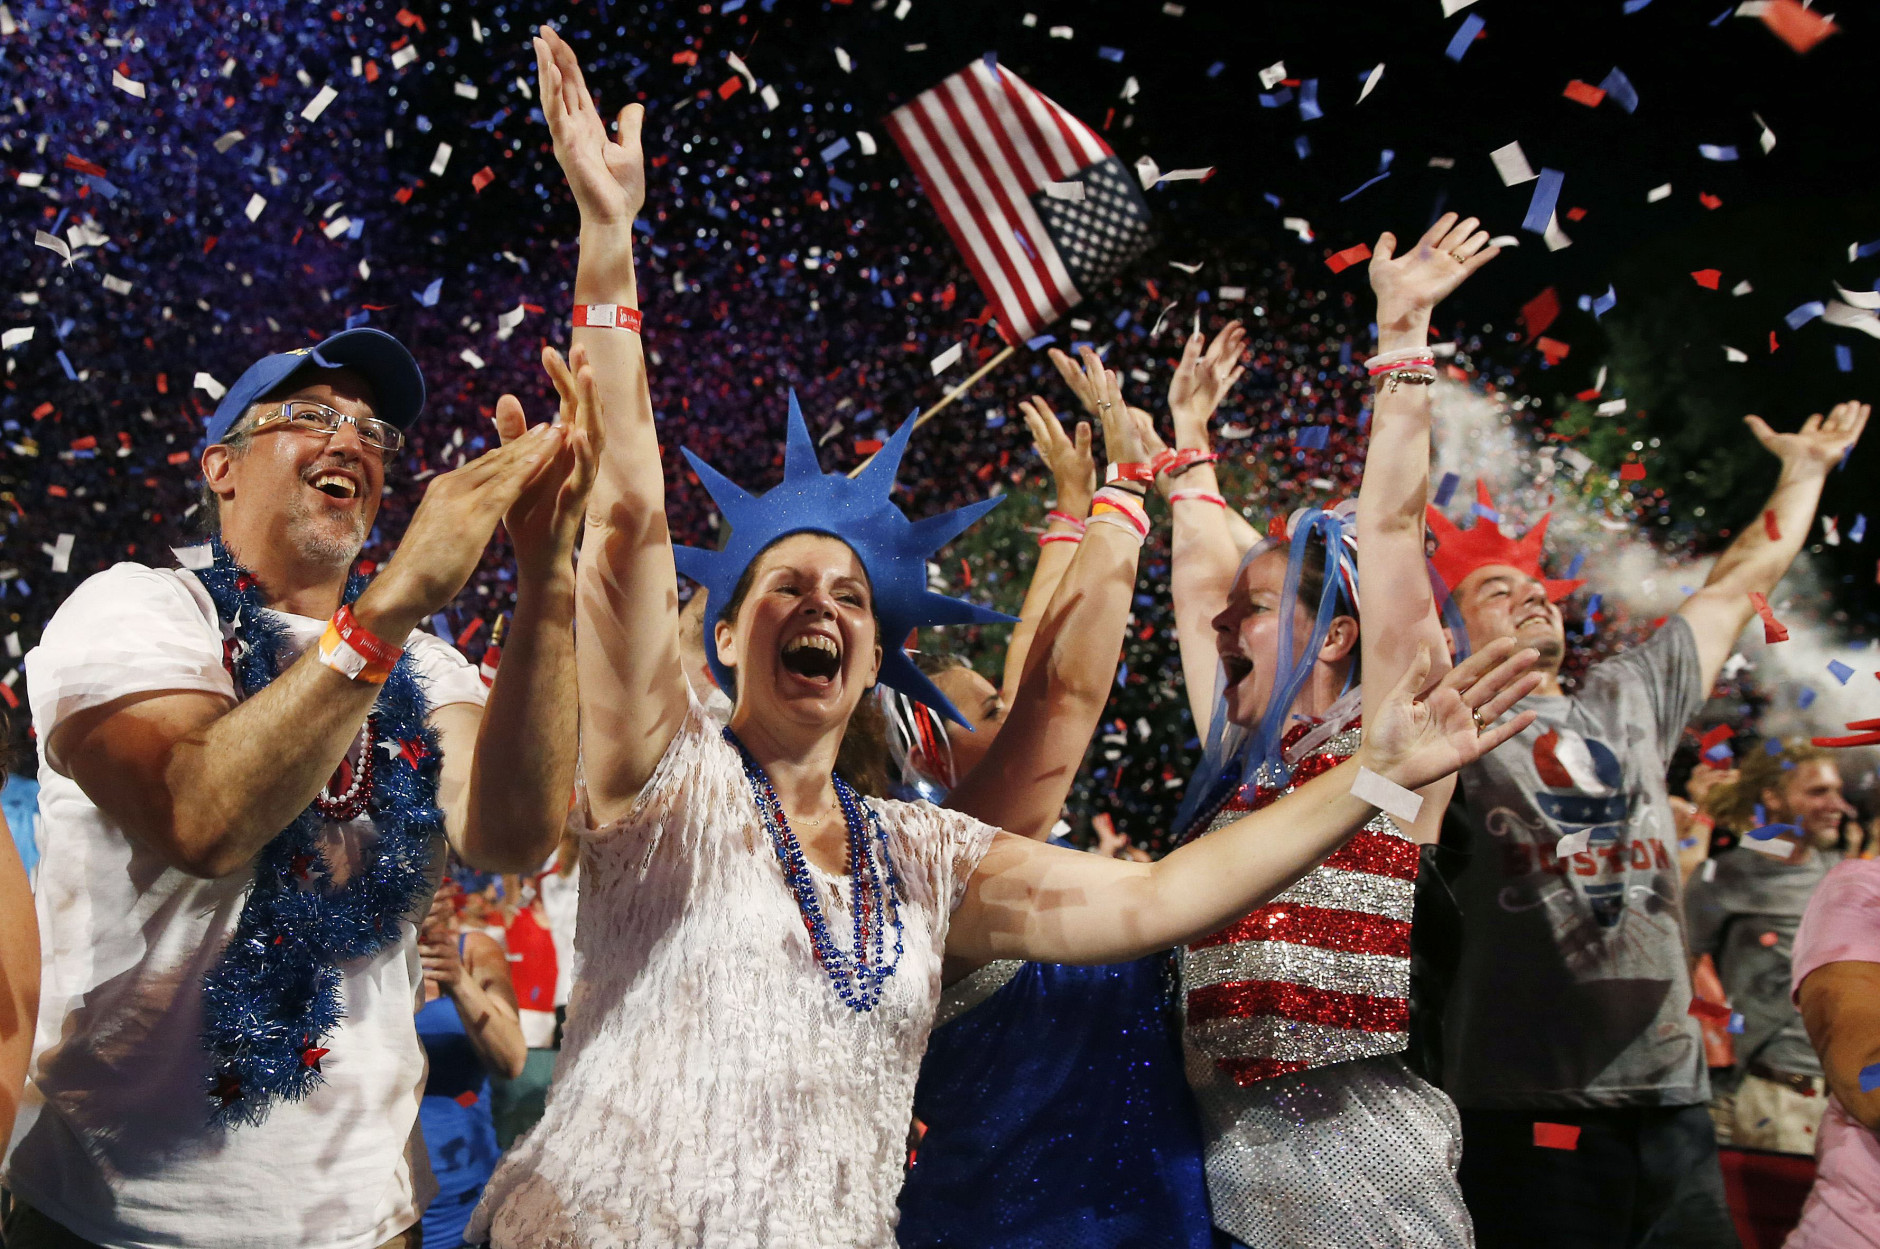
[{"x1": 192, "y1": 539, "x2": 442, "y2": 1128}]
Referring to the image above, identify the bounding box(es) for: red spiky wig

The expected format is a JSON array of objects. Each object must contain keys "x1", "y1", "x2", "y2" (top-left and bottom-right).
[{"x1": 1426, "y1": 480, "x2": 1584, "y2": 604}]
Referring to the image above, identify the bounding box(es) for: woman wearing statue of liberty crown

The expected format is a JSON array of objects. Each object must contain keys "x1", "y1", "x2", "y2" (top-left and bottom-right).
[{"x1": 470, "y1": 28, "x2": 1544, "y2": 1248}]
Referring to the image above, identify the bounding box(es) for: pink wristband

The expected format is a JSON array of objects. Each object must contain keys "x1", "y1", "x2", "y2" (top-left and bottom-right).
[
  {"x1": 1039, "y1": 532, "x2": 1083, "y2": 547},
  {"x1": 1046, "y1": 509, "x2": 1088, "y2": 532},
  {"x1": 1168, "y1": 489, "x2": 1227, "y2": 508}
]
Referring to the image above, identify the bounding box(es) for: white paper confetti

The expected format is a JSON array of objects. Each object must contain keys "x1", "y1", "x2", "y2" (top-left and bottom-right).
[
  {"x1": 1489, "y1": 141, "x2": 1537, "y2": 186},
  {"x1": 495, "y1": 303, "x2": 528, "y2": 340},
  {"x1": 835, "y1": 47, "x2": 853, "y2": 72},
  {"x1": 299, "y1": 83, "x2": 338, "y2": 123},
  {"x1": 930, "y1": 342, "x2": 964, "y2": 375},
  {"x1": 33, "y1": 230, "x2": 71, "y2": 264},
  {"x1": 1218, "y1": 286, "x2": 1246, "y2": 301},
  {"x1": 15, "y1": 171, "x2": 41, "y2": 187},
  {"x1": 1442, "y1": 0, "x2": 1479, "y2": 13},
  {"x1": 726, "y1": 50, "x2": 758, "y2": 92},
  {"x1": 1258, "y1": 61, "x2": 1287, "y2": 90},
  {"x1": 1021, "y1": 12, "x2": 1037, "y2": 26},
  {"x1": 1, "y1": 327, "x2": 33, "y2": 350},
  {"x1": 1753, "y1": 112, "x2": 1775, "y2": 154},
  {"x1": 1595, "y1": 398, "x2": 1627, "y2": 416},
  {"x1": 1048, "y1": 25, "x2": 1073, "y2": 39},
  {"x1": 1487, "y1": 234, "x2": 1520, "y2": 248},
  {"x1": 1357, "y1": 63, "x2": 1384, "y2": 103},
  {"x1": 760, "y1": 84, "x2": 780, "y2": 111},
  {"x1": 1134, "y1": 154, "x2": 1161, "y2": 190},
  {"x1": 454, "y1": 81, "x2": 479, "y2": 100},
  {"x1": 3, "y1": 632, "x2": 17, "y2": 658},
  {"x1": 1282, "y1": 216, "x2": 1314, "y2": 242},
  {"x1": 1427, "y1": 156, "x2": 1457, "y2": 169},
  {"x1": 391, "y1": 44, "x2": 419, "y2": 69},
  {"x1": 111, "y1": 70, "x2": 146, "y2": 99},
  {"x1": 214, "y1": 129, "x2": 245, "y2": 154},
  {"x1": 1542, "y1": 213, "x2": 1573, "y2": 252},
  {"x1": 101, "y1": 274, "x2": 132, "y2": 295},
  {"x1": 855, "y1": 130, "x2": 877, "y2": 157},
  {"x1": 172, "y1": 544, "x2": 214, "y2": 570},
  {"x1": 1835, "y1": 283, "x2": 1880, "y2": 310},
  {"x1": 1732, "y1": 280, "x2": 1753, "y2": 296},
  {"x1": 194, "y1": 371, "x2": 227, "y2": 399},
  {"x1": 1121, "y1": 75, "x2": 1140, "y2": 102},
  {"x1": 1824, "y1": 302, "x2": 1880, "y2": 340},
  {"x1": 321, "y1": 216, "x2": 351, "y2": 239},
  {"x1": 1043, "y1": 181, "x2": 1087, "y2": 201},
  {"x1": 1724, "y1": 346, "x2": 1749, "y2": 362},
  {"x1": 244, "y1": 193, "x2": 267, "y2": 222},
  {"x1": 1647, "y1": 182, "x2": 1673, "y2": 202},
  {"x1": 1740, "y1": 832, "x2": 1794, "y2": 858},
  {"x1": 459, "y1": 348, "x2": 486, "y2": 370},
  {"x1": 430, "y1": 142, "x2": 452, "y2": 176},
  {"x1": 42, "y1": 532, "x2": 73, "y2": 574},
  {"x1": 1554, "y1": 830, "x2": 1591, "y2": 859},
  {"x1": 1168, "y1": 260, "x2": 1204, "y2": 274},
  {"x1": 894, "y1": 0, "x2": 911, "y2": 16}
]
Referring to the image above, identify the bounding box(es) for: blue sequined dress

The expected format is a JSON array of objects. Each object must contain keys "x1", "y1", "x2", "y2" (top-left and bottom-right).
[{"x1": 896, "y1": 844, "x2": 1213, "y2": 1249}]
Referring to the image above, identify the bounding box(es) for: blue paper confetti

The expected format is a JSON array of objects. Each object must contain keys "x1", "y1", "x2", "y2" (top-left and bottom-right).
[
  {"x1": 820, "y1": 136, "x2": 852, "y2": 163},
  {"x1": 1850, "y1": 514, "x2": 1867, "y2": 543},
  {"x1": 1434, "y1": 472, "x2": 1461, "y2": 506},
  {"x1": 1294, "y1": 135, "x2": 1311, "y2": 160},
  {"x1": 1748, "y1": 824, "x2": 1799, "y2": 841},
  {"x1": 1592, "y1": 286, "x2": 1618, "y2": 319},
  {"x1": 1829, "y1": 659, "x2": 1855, "y2": 685},
  {"x1": 1206, "y1": 61, "x2": 1226, "y2": 79},
  {"x1": 1798, "y1": 686, "x2": 1818, "y2": 710},
  {"x1": 1445, "y1": 13, "x2": 1486, "y2": 62},
  {"x1": 1582, "y1": 593, "x2": 1602, "y2": 637},
  {"x1": 1522, "y1": 169, "x2": 1565, "y2": 234},
  {"x1": 1025, "y1": 334, "x2": 1057, "y2": 350},
  {"x1": 1299, "y1": 79, "x2": 1322, "y2": 121},
  {"x1": 1339, "y1": 172, "x2": 1392, "y2": 202},
  {"x1": 1259, "y1": 90, "x2": 1294, "y2": 109},
  {"x1": 1837, "y1": 345, "x2": 1854, "y2": 373},
  {"x1": 1855, "y1": 239, "x2": 1880, "y2": 260},
  {"x1": 1766, "y1": 738, "x2": 1786, "y2": 755},
  {"x1": 1599, "y1": 67, "x2": 1639, "y2": 113},
  {"x1": 1294, "y1": 426, "x2": 1331, "y2": 449},
  {"x1": 1097, "y1": 47, "x2": 1125, "y2": 63},
  {"x1": 1726, "y1": 1011, "x2": 1746, "y2": 1035},
  {"x1": 1623, "y1": 0, "x2": 1654, "y2": 11},
  {"x1": 1786, "y1": 301, "x2": 1826, "y2": 330},
  {"x1": 1860, "y1": 1063, "x2": 1880, "y2": 1094},
  {"x1": 415, "y1": 278, "x2": 443, "y2": 307},
  {"x1": 1698, "y1": 144, "x2": 1739, "y2": 162},
  {"x1": 1566, "y1": 550, "x2": 1587, "y2": 579},
  {"x1": 1472, "y1": 502, "x2": 1502, "y2": 523}
]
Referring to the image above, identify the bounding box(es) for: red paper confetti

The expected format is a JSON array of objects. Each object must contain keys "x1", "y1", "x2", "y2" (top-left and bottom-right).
[
  {"x1": 1533, "y1": 1122, "x2": 1581, "y2": 1151},
  {"x1": 1691, "y1": 269, "x2": 1721, "y2": 290},
  {"x1": 1520, "y1": 287, "x2": 1560, "y2": 342},
  {"x1": 1325, "y1": 243, "x2": 1372, "y2": 273},
  {"x1": 1688, "y1": 997, "x2": 1733, "y2": 1023},
  {"x1": 1749, "y1": 591, "x2": 1789, "y2": 643},
  {"x1": 1814, "y1": 717, "x2": 1880, "y2": 749},
  {"x1": 1699, "y1": 192, "x2": 1723, "y2": 210},
  {"x1": 1536, "y1": 336, "x2": 1571, "y2": 365},
  {"x1": 1763, "y1": 509, "x2": 1782, "y2": 541},
  {"x1": 1620, "y1": 462, "x2": 1646, "y2": 481},
  {"x1": 471, "y1": 167, "x2": 496, "y2": 194},
  {"x1": 1562, "y1": 80, "x2": 1606, "y2": 107},
  {"x1": 1769, "y1": 330, "x2": 1780, "y2": 353},
  {"x1": 718, "y1": 77, "x2": 743, "y2": 99},
  {"x1": 1761, "y1": 0, "x2": 1838, "y2": 53},
  {"x1": 1699, "y1": 724, "x2": 1735, "y2": 751}
]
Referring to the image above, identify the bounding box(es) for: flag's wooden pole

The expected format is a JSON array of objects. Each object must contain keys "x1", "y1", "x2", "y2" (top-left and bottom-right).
[{"x1": 848, "y1": 343, "x2": 1018, "y2": 477}]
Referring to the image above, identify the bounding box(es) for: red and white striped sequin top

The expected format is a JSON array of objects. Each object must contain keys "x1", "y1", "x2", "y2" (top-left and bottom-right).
[{"x1": 1181, "y1": 717, "x2": 1421, "y2": 1086}]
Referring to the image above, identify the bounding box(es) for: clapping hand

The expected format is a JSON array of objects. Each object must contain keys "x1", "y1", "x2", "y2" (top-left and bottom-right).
[
  {"x1": 1018, "y1": 395, "x2": 1095, "y2": 518},
  {"x1": 492, "y1": 343, "x2": 606, "y2": 583}
]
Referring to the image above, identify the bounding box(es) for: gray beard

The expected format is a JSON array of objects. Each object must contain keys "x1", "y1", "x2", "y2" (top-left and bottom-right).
[{"x1": 282, "y1": 490, "x2": 367, "y2": 570}]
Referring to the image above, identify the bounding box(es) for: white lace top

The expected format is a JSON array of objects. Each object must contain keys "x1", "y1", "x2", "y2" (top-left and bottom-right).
[{"x1": 469, "y1": 690, "x2": 998, "y2": 1248}]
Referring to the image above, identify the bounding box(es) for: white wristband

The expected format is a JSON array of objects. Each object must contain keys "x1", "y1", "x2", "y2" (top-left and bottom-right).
[{"x1": 1351, "y1": 767, "x2": 1423, "y2": 823}]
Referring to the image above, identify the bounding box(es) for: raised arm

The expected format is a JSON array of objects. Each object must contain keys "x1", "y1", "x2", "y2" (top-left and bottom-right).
[
  {"x1": 0, "y1": 815, "x2": 35, "y2": 1147},
  {"x1": 948, "y1": 639, "x2": 1539, "y2": 964},
  {"x1": 1677, "y1": 401, "x2": 1867, "y2": 691},
  {"x1": 536, "y1": 27, "x2": 689, "y2": 823},
  {"x1": 1141, "y1": 323, "x2": 1247, "y2": 733},
  {"x1": 948, "y1": 354, "x2": 1146, "y2": 840},
  {"x1": 1357, "y1": 213, "x2": 1500, "y2": 842},
  {"x1": 998, "y1": 382, "x2": 1094, "y2": 703}
]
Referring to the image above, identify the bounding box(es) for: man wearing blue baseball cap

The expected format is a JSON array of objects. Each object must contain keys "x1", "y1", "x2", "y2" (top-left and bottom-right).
[{"x1": 5, "y1": 326, "x2": 605, "y2": 1249}]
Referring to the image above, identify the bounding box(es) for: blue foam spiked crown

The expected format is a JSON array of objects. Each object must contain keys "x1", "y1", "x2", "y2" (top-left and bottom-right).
[{"x1": 673, "y1": 391, "x2": 1015, "y2": 727}]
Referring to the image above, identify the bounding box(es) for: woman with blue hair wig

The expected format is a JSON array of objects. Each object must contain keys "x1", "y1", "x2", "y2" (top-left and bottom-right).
[
  {"x1": 473, "y1": 31, "x2": 1541, "y2": 1248},
  {"x1": 1134, "y1": 213, "x2": 1510, "y2": 1248}
]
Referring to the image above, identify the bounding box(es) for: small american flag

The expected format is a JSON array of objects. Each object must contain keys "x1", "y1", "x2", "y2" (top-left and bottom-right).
[{"x1": 886, "y1": 58, "x2": 1154, "y2": 344}]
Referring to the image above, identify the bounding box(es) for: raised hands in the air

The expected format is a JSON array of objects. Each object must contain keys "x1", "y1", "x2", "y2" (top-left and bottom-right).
[
  {"x1": 1369, "y1": 213, "x2": 1500, "y2": 327},
  {"x1": 1361, "y1": 639, "x2": 1541, "y2": 793},
  {"x1": 534, "y1": 25, "x2": 645, "y2": 224},
  {"x1": 1744, "y1": 400, "x2": 1869, "y2": 477},
  {"x1": 490, "y1": 343, "x2": 606, "y2": 582}
]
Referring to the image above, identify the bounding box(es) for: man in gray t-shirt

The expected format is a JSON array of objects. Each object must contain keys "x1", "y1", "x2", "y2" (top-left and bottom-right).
[
  {"x1": 1426, "y1": 398, "x2": 1867, "y2": 1248},
  {"x1": 1685, "y1": 749, "x2": 1847, "y2": 1154}
]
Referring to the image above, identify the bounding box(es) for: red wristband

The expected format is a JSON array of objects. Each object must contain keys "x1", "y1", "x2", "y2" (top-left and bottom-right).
[
  {"x1": 333, "y1": 604, "x2": 404, "y2": 669},
  {"x1": 1150, "y1": 447, "x2": 1217, "y2": 478},
  {"x1": 573, "y1": 303, "x2": 644, "y2": 332},
  {"x1": 1104, "y1": 461, "x2": 1155, "y2": 485}
]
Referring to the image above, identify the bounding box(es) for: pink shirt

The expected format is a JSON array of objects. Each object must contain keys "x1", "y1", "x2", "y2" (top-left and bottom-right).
[{"x1": 1786, "y1": 859, "x2": 1880, "y2": 1249}]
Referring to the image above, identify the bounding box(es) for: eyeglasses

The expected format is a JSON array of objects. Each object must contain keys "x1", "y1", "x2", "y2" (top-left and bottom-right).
[{"x1": 249, "y1": 401, "x2": 405, "y2": 455}]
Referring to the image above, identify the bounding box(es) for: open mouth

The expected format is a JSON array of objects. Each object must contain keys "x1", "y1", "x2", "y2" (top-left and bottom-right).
[
  {"x1": 1221, "y1": 654, "x2": 1254, "y2": 687},
  {"x1": 308, "y1": 470, "x2": 359, "y2": 500},
  {"x1": 780, "y1": 632, "x2": 842, "y2": 682}
]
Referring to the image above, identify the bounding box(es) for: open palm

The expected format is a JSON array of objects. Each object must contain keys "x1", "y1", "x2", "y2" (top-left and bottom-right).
[
  {"x1": 535, "y1": 25, "x2": 645, "y2": 224},
  {"x1": 493, "y1": 343, "x2": 604, "y2": 581},
  {"x1": 1744, "y1": 401, "x2": 1869, "y2": 475},
  {"x1": 1363, "y1": 639, "x2": 1541, "y2": 792},
  {"x1": 1368, "y1": 213, "x2": 1499, "y2": 325}
]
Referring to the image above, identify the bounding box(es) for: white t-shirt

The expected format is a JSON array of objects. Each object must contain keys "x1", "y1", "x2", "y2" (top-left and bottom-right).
[{"x1": 6, "y1": 562, "x2": 488, "y2": 1249}]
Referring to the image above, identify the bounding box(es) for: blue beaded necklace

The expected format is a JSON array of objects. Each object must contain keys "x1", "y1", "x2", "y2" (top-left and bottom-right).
[{"x1": 724, "y1": 727, "x2": 906, "y2": 1012}]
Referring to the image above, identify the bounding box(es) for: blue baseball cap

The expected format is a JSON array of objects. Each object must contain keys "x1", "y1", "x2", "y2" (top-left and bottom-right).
[{"x1": 204, "y1": 328, "x2": 426, "y2": 446}]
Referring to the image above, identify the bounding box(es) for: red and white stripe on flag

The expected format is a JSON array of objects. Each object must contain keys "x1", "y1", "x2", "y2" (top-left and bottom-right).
[{"x1": 886, "y1": 59, "x2": 1111, "y2": 344}]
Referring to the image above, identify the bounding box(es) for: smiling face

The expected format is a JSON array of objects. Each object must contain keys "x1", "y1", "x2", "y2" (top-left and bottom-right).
[
  {"x1": 716, "y1": 533, "x2": 884, "y2": 738},
  {"x1": 1766, "y1": 758, "x2": 1847, "y2": 851},
  {"x1": 202, "y1": 368, "x2": 386, "y2": 574},
  {"x1": 1454, "y1": 563, "x2": 1567, "y2": 676},
  {"x1": 930, "y1": 663, "x2": 1006, "y2": 780},
  {"x1": 1210, "y1": 548, "x2": 1357, "y2": 729}
]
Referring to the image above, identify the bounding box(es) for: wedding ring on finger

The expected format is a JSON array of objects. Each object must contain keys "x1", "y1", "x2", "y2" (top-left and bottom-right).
[{"x1": 1471, "y1": 707, "x2": 1488, "y2": 733}]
